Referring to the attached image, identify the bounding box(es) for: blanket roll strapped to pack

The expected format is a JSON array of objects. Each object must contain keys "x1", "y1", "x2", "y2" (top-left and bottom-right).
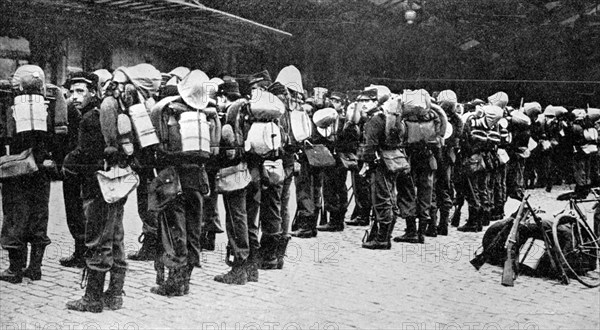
[
  {"x1": 128, "y1": 103, "x2": 160, "y2": 148},
  {"x1": 248, "y1": 89, "x2": 285, "y2": 121},
  {"x1": 12, "y1": 94, "x2": 48, "y2": 133},
  {"x1": 179, "y1": 110, "x2": 211, "y2": 156},
  {"x1": 244, "y1": 122, "x2": 282, "y2": 156}
]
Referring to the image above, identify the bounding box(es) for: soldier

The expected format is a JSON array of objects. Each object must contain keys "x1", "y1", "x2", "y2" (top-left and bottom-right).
[
  {"x1": 359, "y1": 88, "x2": 403, "y2": 249},
  {"x1": 212, "y1": 79, "x2": 254, "y2": 285},
  {"x1": 345, "y1": 92, "x2": 375, "y2": 227},
  {"x1": 149, "y1": 69, "x2": 210, "y2": 296},
  {"x1": 318, "y1": 91, "x2": 354, "y2": 232},
  {"x1": 429, "y1": 90, "x2": 463, "y2": 236},
  {"x1": 64, "y1": 69, "x2": 135, "y2": 312},
  {"x1": 60, "y1": 72, "x2": 100, "y2": 268},
  {"x1": 568, "y1": 109, "x2": 597, "y2": 198},
  {"x1": 456, "y1": 104, "x2": 504, "y2": 232},
  {"x1": 394, "y1": 89, "x2": 445, "y2": 243},
  {"x1": 0, "y1": 65, "x2": 62, "y2": 283}
]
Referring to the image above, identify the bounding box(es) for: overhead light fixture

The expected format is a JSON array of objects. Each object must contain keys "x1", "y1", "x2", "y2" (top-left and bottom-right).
[{"x1": 405, "y1": 9, "x2": 417, "y2": 24}]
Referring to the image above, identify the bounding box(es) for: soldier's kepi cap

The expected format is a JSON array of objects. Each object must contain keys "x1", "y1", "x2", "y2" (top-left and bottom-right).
[
  {"x1": 249, "y1": 70, "x2": 272, "y2": 85},
  {"x1": 218, "y1": 80, "x2": 241, "y2": 98},
  {"x1": 330, "y1": 92, "x2": 344, "y2": 101},
  {"x1": 67, "y1": 71, "x2": 99, "y2": 91}
]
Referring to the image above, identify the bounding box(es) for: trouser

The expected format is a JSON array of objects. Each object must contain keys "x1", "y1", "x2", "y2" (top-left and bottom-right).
[
  {"x1": 590, "y1": 153, "x2": 600, "y2": 187},
  {"x1": 223, "y1": 188, "x2": 249, "y2": 263},
  {"x1": 62, "y1": 172, "x2": 86, "y2": 244},
  {"x1": 351, "y1": 161, "x2": 372, "y2": 219},
  {"x1": 573, "y1": 152, "x2": 592, "y2": 188},
  {"x1": 396, "y1": 170, "x2": 417, "y2": 219},
  {"x1": 157, "y1": 189, "x2": 203, "y2": 269},
  {"x1": 280, "y1": 166, "x2": 294, "y2": 236},
  {"x1": 1, "y1": 171, "x2": 52, "y2": 250},
  {"x1": 491, "y1": 163, "x2": 507, "y2": 212},
  {"x1": 431, "y1": 159, "x2": 453, "y2": 224},
  {"x1": 83, "y1": 196, "x2": 127, "y2": 272},
  {"x1": 462, "y1": 170, "x2": 486, "y2": 216},
  {"x1": 413, "y1": 166, "x2": 434, "y2": 224},
  {"x1": 136, "y1": 173, "x2": 158, "y2": 236},
  {"x1": 202, "y1": 170, "x2": 224, "y2": 234},
  {"x1": 246, "y1": 165, "x2": 283, "y2": 250},
  {"x1": 370, "y1": 165, "x2": 397, "y2": 226},
  {"x1": 506, "y1": 157, "x2": 525, "y2": 201},
  {"x1": 295, "y1": 156, "x2": 323, "y2": 229},
  {"x1": 323, "y1": 164, "x2": 348, "y2": 216}
]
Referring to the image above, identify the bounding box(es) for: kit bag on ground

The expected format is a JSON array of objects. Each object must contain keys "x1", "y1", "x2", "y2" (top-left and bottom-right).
[{"x1": 476, "y1": 216, "x2": 595, "y2": 278}]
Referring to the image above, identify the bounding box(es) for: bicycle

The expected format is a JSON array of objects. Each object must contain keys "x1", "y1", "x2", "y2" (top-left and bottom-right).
[{"x1": 551, "y1": 189, "x2": 600, "y2": 288}]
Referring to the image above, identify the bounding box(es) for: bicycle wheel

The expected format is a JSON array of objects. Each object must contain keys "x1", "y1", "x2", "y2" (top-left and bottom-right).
[{"x1": 552, "y1": 214, "x2": 600, "y2": 288}]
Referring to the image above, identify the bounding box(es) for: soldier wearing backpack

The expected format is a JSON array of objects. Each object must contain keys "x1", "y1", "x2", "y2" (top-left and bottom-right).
[
  {"x1": 456, "y1": 104, "x2": 504, "y2": 232},
  {"x1": 394, "y1": 89, "x2": 446, "y2": 244},
  {"x1": 211, "y1": 80, "x2": 255, "y2": 285},
  {"x1": 428, "y1": 90, "x2": 463, "y2": 236},
  {"x1": 148, "y1": 69, "x2": 212, "y2": 296},
  {"x1": 63, "y1": 69, "x2": 138, "y2": 312},
  {"x1": 318, "y1": 91, "x2": 356, "y2": 232},
  {"x1": 0, "y1": 65, "x2": 65, "y2": 284}
]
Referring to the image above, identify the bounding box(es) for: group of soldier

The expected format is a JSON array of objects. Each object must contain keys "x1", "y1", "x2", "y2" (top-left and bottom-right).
[{"x1": 1, "y1": 62, "x2": 598, "y2": 314}]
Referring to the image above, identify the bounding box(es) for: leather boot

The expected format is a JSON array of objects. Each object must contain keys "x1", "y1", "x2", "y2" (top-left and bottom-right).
[
  {"x1": 362, "y1": 221, "x2": 392, "y2": 250},
  {"x1": 246, "y1": 248, "x2": 260, "y2": 282},
  {"x1": 481, "y1": 209, "x2": 491, "y2": 227},
  {"x1": 183, "y1": 264, "x2": 194, "y2": 295},
  {"x1": 437, "y1": 209, "x2": 450, "y2": 236},
  {"x1": 0, "y1": 248, "x2": 26, "y2": 284},
  {"x1": 150, "y1": 267, "x2": 185, "y2": 296},
  {"x1": 103, "y1": 268, "x2": 126, "y2": 310},
  {"x1": 450, "y1": 206, "x2": 462, "y2": 227},
  {"x1": 23, "y1": 245, "x2": 46, "y2": 281},
  {"x1": 259, "y1": 234, "x2": 279, "y2": 270},
  {"x1": 60, "y1": 240, "x2": 86, "y2": 268},
  {"x1": 346, "y1": 208, "x2": 370, "y2": 226},
  {"x1": 317, "y1": 211, "x2": 344, "y2": 232},
  {"x1": 290, "y1": 217, "x2": 317, "y2": 238},
  {"x1": 200, "y1": 231, "x2": 216, "y2": 251},
  {"x1": 127, "y1": 232, "x2": 157, "y2": 261},
  {"x1": 214, "y1": 262, "x2": 248, "y2": 285},
  {"x1": 276, "y1": 235, "x2": 291, "y2": 270},
  {"x1": 458, "y1": 207, "x2": 482, "y2": 232},
  {"x1": 393, "y1": 217, "x2": 423, "y2": 244},
  {"x1": 66, "y1": 269, "x2": 106, "y2": 313},
  {"x1": 417, "y1": 219, "x2": 428, "y2": 243},
  {"x1": 424, "y1": 211, "x2": 438, "y2": 237}
]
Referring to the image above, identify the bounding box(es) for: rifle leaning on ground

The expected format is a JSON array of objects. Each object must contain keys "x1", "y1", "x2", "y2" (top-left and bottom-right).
[
  {"x1": 502, "y1": 195, "x2": 530, "y2": 287},
  {"x1": 524, "y1": 199, "x2": 570, "y2": 285}
]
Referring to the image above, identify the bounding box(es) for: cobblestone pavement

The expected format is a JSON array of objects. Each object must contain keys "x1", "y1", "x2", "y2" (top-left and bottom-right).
[{"x1": 1, "y1": 181, "x2": 599, "y2": 330}]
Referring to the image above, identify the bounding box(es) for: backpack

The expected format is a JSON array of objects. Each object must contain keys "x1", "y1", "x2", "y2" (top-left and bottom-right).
[
  {"x1": 244, "y1": 121, "x2": 282, "y2": 156},
  {"x1": 288, "y1": 104, "x2": 312, "y2": 144},
  {"x1": 404, "y1": 111, "x2": 438, "y2": 145},
  {"x1": 248, "y1": 89, "x2": 285, "y2": 122},
  {"x1": 384, "y1": 113, "x2": 405, "y2": 147},
  {"x1": 11, "y1": 94, "x2": 48, "y2": 134}
]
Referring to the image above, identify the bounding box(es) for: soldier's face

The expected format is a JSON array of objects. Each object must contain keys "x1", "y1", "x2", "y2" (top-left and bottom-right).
[
  {"x1": 331, "y1": 98, "x2": 342, "y2": 111},
  {"x1": 357, "y1": 98, "x2": 376, "y2": 115},
  {"x1": 69, "y1": 83, "x2": 95, "y2": 110}
]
